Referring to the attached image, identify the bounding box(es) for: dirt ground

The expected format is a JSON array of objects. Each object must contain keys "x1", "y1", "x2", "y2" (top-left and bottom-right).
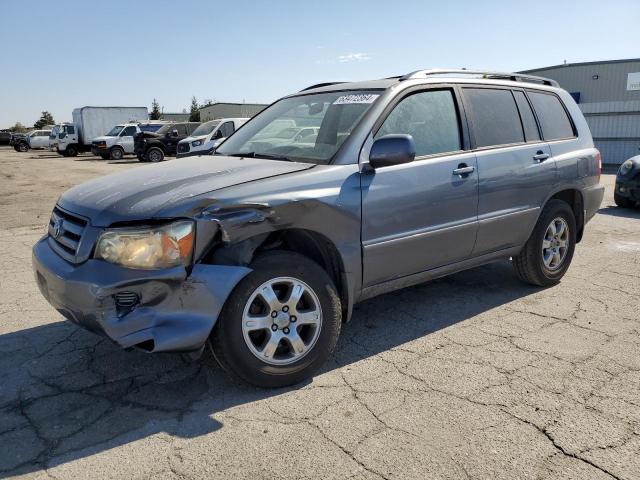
[{"x1": 1, "y1": 146, "x2": 639, "y2": 480}]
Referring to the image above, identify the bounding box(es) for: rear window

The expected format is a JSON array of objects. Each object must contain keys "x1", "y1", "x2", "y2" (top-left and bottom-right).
[
  {"x1": 463, "y1": 88, "x2": 524, "y2": 148},
  {"x1": 527, "y1": 91, "x2": 575, "y2": 141}
]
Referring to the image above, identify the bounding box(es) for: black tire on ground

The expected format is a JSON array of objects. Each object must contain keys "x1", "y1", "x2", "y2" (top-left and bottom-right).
[
  {"x1": 147, "y1": 147, "x2": 164, "y2": 163},
  {"x1": 110, "y1": 146, "x2": 124, "y2": 161},
  {"x1": 512, "y1": 199, "x2": 577, "y2": 287},
  {"x1": 614, "y1": 192, "x2": 634, "y2": 208},
  {"x1": 211, "y1": 251, "x2": 342, "y2": 388},
  {"x1": 17, "y1": 143, "x2": 29, "y2": 152},
  {"x1": 137, "y1": 153, "x2": 147, "y2": 162},
  {"x1": 66, "y1": 145, "x2": 78, "y2": 157}
]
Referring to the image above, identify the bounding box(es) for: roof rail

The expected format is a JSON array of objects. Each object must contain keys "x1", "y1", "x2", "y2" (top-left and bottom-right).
[
  {"x1": 299, "y1": 82, "x2": 347, "y2": 92},
  {"x1": 399, "y1": 69, "x2": 559, "y2": 87}
]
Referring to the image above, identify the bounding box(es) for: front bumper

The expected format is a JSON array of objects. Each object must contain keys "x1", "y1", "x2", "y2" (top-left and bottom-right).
[
  {"x1": 32, "y1": 236, "x2": 251, "y2": 353},
  {"x1": 615, "y1": 174, "x2": 640, "y2": 203}
]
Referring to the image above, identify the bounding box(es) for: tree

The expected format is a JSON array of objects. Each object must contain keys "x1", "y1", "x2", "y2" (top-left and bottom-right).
[
  {"x1": 189, "y1": 96, "x2": 200, "y2": 122},
  {"x1": 150, "y1": 99, "x2": 161, "y2": 120},
  {"x1": 9, "y1": 122, "x2": 28, "y2": 133},
  {"x1": 34, "y1": 111, "x2": 55, "y2": 129}
]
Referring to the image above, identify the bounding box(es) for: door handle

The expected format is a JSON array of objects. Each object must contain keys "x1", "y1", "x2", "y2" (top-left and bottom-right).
[
  {"x1": 533, "y1": 151, "x2": 550, "y2": 162},
  {"x1": 453, "y1": 164, "x2": 475, "y2": 177}
]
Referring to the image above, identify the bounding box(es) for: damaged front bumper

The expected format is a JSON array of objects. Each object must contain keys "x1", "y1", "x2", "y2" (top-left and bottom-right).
[{"x1": 32, "y1": 236, "x2": 251, "y2": 353}]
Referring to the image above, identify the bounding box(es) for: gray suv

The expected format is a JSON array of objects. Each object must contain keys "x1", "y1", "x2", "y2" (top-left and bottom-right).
[{"x1": 32, "y1": 69, "x2": 604, "y2": 387}]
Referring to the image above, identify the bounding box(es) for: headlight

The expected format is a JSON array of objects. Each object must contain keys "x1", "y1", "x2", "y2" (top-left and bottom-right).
[
  {"x1": 191, "y1": 139, "x2": 204, "y2": 147},
  {"x1": 619, "y1": 160, "x2": 634, "y2": 176},
  {"x1": 95, "y1": 220, "x2": 194, "y2": 269}
]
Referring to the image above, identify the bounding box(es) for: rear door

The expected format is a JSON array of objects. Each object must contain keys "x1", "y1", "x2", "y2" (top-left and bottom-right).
[
  {"x1": 461, "y1": 87, "x2": 556, "y2": 256},
  {"x1": 361, "y1": 87, "x2": 479, "y2": 287}
]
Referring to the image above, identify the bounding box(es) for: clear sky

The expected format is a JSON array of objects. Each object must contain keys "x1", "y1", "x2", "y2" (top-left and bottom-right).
[{"x1": 1, "y1": 0, "x2": 639, "y2": 128}]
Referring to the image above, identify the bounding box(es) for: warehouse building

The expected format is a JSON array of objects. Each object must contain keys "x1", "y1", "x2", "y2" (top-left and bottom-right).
[
  {"x1": 199, "y1": 102, "x2": 267, "y2": 122},
  {"x1": 520, "y1": 59, "x2": 640, "y2": 165}
]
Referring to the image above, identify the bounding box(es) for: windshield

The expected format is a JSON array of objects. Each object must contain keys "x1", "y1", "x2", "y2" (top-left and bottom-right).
[
  {"x1": 50, "y1": 125, "x2": 60, "y2": 139},
  {"x1": 106, "y1": 125, "x2": 124, "y2": 136},
  {"x1": 216, "y1": 90, "x2": 381, "y2": 164},
  {"x1": 191, "y1": 120, "x2": 220, "y2": 137},
  {"x1": 155, "y1": 124, "x2": 175, "y2": 135}
]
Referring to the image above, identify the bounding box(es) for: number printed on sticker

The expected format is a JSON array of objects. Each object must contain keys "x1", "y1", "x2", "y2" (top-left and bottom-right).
[{"x1": 333, "y1": 94, "x2": 380, "y2": 105}]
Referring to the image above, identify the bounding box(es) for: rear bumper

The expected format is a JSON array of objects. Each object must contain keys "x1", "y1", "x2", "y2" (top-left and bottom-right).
[
  {"x1": 583, "y1": 183, "x2": 605, "y2": 223},
  {"x1": 32, "y1": 236, "x2": 251, "y2": 353}
]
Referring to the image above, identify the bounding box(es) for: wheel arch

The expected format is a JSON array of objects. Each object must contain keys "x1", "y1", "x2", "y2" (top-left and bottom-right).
[
  {"x1": 543, "y1": 188, "x2": 585, "y2": 242},
  {"x1": 201, "y1": 228, "x2": 352, "y2": 322}
]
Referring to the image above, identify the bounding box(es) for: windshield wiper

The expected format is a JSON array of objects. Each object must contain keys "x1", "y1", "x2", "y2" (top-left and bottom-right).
[{"x1": 226, "y1": 152, "x2": 293, "y2": 162}]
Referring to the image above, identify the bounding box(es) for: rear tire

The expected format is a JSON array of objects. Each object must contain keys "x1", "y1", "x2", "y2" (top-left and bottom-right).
[
  {"x1": 211, "y1": 251, "x2": 342, "y2": 388},
  {"x1": 147, "y1": 147, "x2": 164, "y2": 163},
  {"x1": 110, "y1": 146, "x2": 124, "y2": 161},
  {"x1": 512, "y1": 199, "x2": 576, "y2": 287},
  {"x1": 614, "y1": 192, "x2": 634, "y2": 208}
]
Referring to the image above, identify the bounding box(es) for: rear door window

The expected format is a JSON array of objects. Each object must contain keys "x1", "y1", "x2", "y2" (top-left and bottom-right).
[
  {"x1": 513, "y1": 91, "x2": 541, "y2": 142},
  {"x1": 527, "y1": 91, "x2": 575, "y2": 141},
  {"x1": 463, "y1": 88, "x2": 524, "y2": 148},
  {"x1": 376, "y1": 89, "x2": 461, "y2": 157}
]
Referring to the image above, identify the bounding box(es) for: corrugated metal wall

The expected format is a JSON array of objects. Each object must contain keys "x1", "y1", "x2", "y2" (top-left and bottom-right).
[
  {"x1": 521, "y1": 60, "x2": 640, "y2": 164},
  {"x1": 200, "y1": 103, "x2": 267, "y2": 122}
]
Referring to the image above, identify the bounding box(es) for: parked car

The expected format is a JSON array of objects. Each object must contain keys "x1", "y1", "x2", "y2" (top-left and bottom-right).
[
  {"x1": 614, "y1": 151, "x2": 640, "y2": 208},
  {"x1": 176, "y1": 118, "x2": 248, "y2": 158},
  {"x1": 32, "y1": 69, "x2": 604, "y2": 388},
  {"x1": 12, "y1": 130, "x2": 51, "y2": 152},
  {"x1": 247, "y1": 126, "x2": 320, "y2": 151},
  {"x1": 134, "y1": 122, "x2": 200, "y2": 162},
  {"x1": 0, "y1": 132, "x2": 11, "y2": 146},
  {"x1": 91, "y1": 123, "x2": 144, "y2": 160}
]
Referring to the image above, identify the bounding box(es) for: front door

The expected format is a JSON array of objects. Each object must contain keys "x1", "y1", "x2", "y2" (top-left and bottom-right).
[
  {"x1": 361, "y1": 88, "x2": 479, "y2": 287},
  {"x1": 118, "y1": 125, "x2": 138, "y2": 153}
]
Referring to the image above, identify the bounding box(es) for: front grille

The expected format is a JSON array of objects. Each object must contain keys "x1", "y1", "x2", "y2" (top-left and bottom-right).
[
  {"x1": 48, "y1": 206, "x2": 87, "y2": 262},
  {"x1": 177, "y1": 143, "x2": 190, "y2": 153}
]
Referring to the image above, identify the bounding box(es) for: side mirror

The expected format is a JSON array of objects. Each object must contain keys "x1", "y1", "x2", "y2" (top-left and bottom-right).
[
  {"x1": 368, "y1": 134, "x2": 416, "y2": 169},
  {"x1": 172, "y1": 129, "x2": 179, "y2": 137}
]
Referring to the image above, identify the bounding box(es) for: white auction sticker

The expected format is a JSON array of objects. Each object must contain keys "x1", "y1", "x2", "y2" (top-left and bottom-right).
[{"x1": 333, "y1": 94, "x2": 379, "y2": 105}]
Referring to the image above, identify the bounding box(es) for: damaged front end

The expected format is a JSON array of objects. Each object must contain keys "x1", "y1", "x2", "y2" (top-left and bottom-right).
[{"x1": 32, "y1": 212, "x2": 253, "y2": 354}]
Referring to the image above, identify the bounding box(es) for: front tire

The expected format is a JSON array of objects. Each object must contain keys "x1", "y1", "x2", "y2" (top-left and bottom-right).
[
  {"x1": 512, "y1": 199, "x2": 576, "y2": 287},
  {"x1": 614, "y1": 192, "x2": 634, "y2": 208},
  {"x1": 211, "y1": 251, "x2": 342, "y2": 388},
  {"x1": 66, "y1": 145, "x2": 78, "y2": 157},
  {"x1": 17, "y1": 143, "x2": 29, "y2": 152},
  {"x1": 110, "y1": 146, "x2": 124, "y2": 161},
  {"x1": 147, "y1": 147, "x2": 164, "y2": 163}
]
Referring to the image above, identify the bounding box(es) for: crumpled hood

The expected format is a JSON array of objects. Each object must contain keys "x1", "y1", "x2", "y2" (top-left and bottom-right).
[{"x1": 58, "y1": 156, "x2": 314, "y2": 226}]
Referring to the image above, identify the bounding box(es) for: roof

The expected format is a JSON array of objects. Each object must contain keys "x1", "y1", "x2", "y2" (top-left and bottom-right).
[{"x1": 520, "y1": 58, "x2": 640, "y2": 73}]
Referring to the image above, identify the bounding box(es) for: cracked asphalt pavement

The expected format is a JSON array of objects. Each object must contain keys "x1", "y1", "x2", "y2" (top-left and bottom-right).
[{"x1": 1, "y1": 147, "x2": 639, "y2": 479}]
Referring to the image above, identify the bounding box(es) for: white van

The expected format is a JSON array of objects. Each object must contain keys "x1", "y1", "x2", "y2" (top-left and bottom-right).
[{"x1": 176, "y1": 118, "x2": 248, "y2": 158}]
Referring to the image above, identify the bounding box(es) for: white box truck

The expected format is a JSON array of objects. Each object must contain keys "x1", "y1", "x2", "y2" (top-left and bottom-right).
[{"x1": 50, "y1": 106, "x2": 148, "y2": 157}]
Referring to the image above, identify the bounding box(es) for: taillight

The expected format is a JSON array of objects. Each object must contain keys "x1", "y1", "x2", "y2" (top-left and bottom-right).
[{"x1": 595, "y1": 150, "x2": 602, "y2": 182}]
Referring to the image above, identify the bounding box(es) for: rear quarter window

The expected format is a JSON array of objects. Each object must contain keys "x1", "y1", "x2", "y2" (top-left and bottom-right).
[
  {"x1": 463, "y1": 88, "x2": 524, "y2": 148},
  {"x1": 527, "y1": 91, "x2": 575, "y2": 141}
]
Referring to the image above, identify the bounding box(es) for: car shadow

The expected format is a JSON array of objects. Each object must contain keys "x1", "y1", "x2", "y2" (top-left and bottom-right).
[
  {"x1": 597, "y1": 205, "x2": 640, "y2": 219},
  {"x1": 0, "y1": 261, "x2": 541, "y2": 476}
]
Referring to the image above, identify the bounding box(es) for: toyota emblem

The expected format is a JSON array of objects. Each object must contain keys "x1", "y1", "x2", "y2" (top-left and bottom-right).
[{"x1": 53, "y1": 219, "x2": 64, "y2": 238}]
